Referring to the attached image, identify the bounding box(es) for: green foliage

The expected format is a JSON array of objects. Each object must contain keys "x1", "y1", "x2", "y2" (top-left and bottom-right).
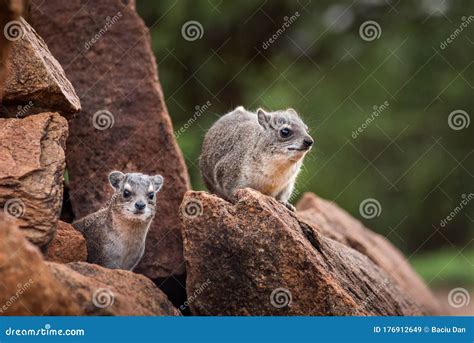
[
  {"x1": 410, "y1": 248, "x2": 474, "y2": 288},
  {"x1": 137, "y1": 1, "x2": 473, "y2": 258}
]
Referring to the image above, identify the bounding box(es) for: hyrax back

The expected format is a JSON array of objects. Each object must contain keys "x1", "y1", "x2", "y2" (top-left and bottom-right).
[{"x1": 199, "y1": 106, "x2": 313, "y2": 208}]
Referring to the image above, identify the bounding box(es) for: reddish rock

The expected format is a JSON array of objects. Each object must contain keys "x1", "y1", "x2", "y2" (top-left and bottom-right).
[
  {"x1": 0, "y1": 0, "x2": 28, "y2": 99},
  {"x1": 296, "y1": 192, "x2": 444, "y2": 315},
  {"x1": 0, "y1": 214, "x2": 179, "y2": 316},
  {"x1": 0, "y1": 214, "x2": 81, "y2": 315},
  {"x1": 31, "y1": 0, "x2": 190, "y2": 278},
  {"x1": 46, "y1": 221, "x2": 87, "y2": 263},
  {"x1": 0, "y1": 112, "x2": 68, "y2": 248},
  {"x1": 48, "y1": 262, "x2": 181, "y2": 316},
  {"x1": 1, "y1": 17, "x2": 80, "y2": 116},
  {"x1": 181, "y1": 189, "x2": 425, "y2": 316}
]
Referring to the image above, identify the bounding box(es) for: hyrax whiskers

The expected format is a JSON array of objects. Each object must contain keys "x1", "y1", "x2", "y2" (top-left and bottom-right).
[
  {"x1": 199, "y1": 107, "x2": 313, "y2": 210},
  {"x1": 73, "y1": 171, "x2": 163, "y2": 271}
]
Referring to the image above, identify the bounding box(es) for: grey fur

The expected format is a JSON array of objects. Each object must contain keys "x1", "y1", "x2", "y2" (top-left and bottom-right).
[
  {"x1": 199, "y1": 106, "x2": 313, "y2": 210},
  {"x1": 73, "y1": 172, "x2": 163, "y2": 270}
]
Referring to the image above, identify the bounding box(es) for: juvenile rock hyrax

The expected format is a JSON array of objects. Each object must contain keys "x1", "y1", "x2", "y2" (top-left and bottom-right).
[
  {"x1": 200, "y1": 106, "x2": 313, "y2": 210},
  {"x1": 73, "y1": 171, "x2": 163, "y2": 271}
]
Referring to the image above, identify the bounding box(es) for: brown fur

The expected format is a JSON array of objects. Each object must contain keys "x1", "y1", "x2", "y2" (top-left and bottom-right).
[{"x1": 200, "y1": 107, "x2": 313, "y2": 210}]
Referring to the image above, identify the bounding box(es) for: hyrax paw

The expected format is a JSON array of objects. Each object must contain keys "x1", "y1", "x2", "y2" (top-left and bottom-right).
[{"x1": 282, "y1": 202, "x2": 296, "y2": 212}]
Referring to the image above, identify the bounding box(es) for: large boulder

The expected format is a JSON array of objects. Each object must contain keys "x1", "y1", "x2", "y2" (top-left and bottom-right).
[
  {"x1": 296, "y1": 192, "x2": 443, "y2": 315},
  {"x1": 48, "y1": 262, "x2": 181, "y2": 316},
  {"x1": 46, "y1": 221, "x2": 87, "y2": 263},
  {"x1": 0, "y1": 215, "x2": 81, "y2": 315},
  {"x1": 0, "y1": 112, "x2": 68, "y2": 249},
  {"x1": 31, "y1": 0, "x2": 190, "y2": 278},
  {"x1": 180, "y1": 189, "x2": 425, "y2": 316},
  {"x1": 1, "y1": 17, "x2": 81, "y2": 116}
]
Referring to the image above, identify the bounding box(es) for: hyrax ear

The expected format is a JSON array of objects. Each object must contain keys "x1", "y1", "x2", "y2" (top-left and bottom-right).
[
  {"x1": 152, "y1": 175, "x2": 164, "y2": 192},
  {"x1": 257, "y1": 108, "x2": 271, "y2": 129},
  {"x1": 109, "y1": 171, "x2": 125, "y2": 190}
]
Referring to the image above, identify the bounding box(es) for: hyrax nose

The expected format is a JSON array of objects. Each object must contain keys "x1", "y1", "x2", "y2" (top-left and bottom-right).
[
  {"x1": 135, "y1": 201, "x2": 146, "y2": 210},
  {"x1": 303, "y1": 136, "x2": 314, "y2": 149}
]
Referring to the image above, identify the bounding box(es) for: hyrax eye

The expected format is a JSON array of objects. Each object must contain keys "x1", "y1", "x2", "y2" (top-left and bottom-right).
[
  {"x1": 147, "y1": 192, "x2": 154, "y2": 200},
  {"x1": 123, "y1": 189, "x2": 131, "y2": 198},
  {"x1": 279, "y1": 127, "x2": 292, "y2": 138}
]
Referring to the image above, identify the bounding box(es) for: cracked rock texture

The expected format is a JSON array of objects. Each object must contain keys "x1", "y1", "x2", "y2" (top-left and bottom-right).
[
  {"x1": 296, "y1": 192, "x2": 443, "y2": 315},
  {"x1": 0, "y1": 112, "x2": 68, "y2": 248}
]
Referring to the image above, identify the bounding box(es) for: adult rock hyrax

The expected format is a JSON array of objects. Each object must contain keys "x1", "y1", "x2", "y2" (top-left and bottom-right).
[
  {"x1": 73, "y1": 171, "x2": 163, "y2": 270},
  {"x1": 200, "y1": 106, "x2": 313, "y2": 210}
]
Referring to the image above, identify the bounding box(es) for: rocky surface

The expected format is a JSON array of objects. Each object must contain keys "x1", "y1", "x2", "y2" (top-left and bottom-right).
[
  {"x1": 0, "y1": 112, "x2": 68, "y2": 249},
  {"x1": 181, "y1": 189, "x2": 425, "y2": 316},
  {"x1": 0, "y1": 214, "x2": 179, "y2": 316},
  {"x1": 32, "y1": 0, "x2": 190, "y2": 278},
  {"x1": 46, "y1": 221, "x2": 87, "y2": 263},
  {"x1": 296, "y1": 192, "x2": 443, "y2": 315},
  {"x1": 0, "y1": 214, "x2": 81, "y2": 315},
  {"x1": 0, "y1": 0, "x2": 28, "y2": 99},
  {"x1": 48, "y1": 262, "x2": 181, "y2": 316},
  {"x1": 1, "y1": 17, "x2": 80, "y2": 117}
]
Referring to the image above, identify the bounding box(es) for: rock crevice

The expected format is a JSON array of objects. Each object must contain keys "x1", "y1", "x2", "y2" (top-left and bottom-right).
[{"x1": 31, "y1": 0, "x2": 190, "y2": 278}]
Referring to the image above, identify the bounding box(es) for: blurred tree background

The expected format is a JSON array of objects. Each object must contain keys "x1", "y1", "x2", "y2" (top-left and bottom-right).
[{"x1": 137, "y1": 0, "x2": 473, "y2": 289}]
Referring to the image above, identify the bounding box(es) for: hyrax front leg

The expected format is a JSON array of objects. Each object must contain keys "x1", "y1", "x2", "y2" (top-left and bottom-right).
[{"x1": 276, "y1": 184, "x2": 296, "y2": 212}]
